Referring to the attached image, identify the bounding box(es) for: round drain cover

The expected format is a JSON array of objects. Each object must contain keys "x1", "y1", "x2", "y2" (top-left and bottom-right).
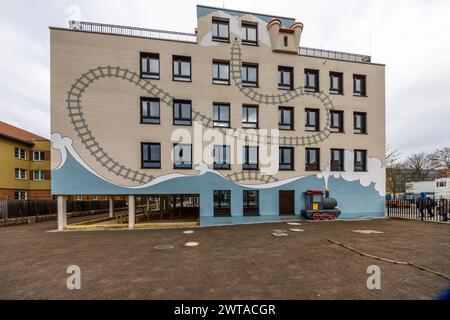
[
  {"x1": 185, "y1": 242, "x2": 199, "y2": 247},
  {"x1": 290, "y1": 229, "x2": 305, "y2": 232},
  {"x1": 274, "y1": 229, "x2": 288, "y2": 233},
  {"x1": 287, "y1": 222, "x2": 302, "y2": 226},
  {"x1": 153, "y1": 244, "x2": 174, "y2": 250},
  {"x1": 183, "y1": 230, "x2": 195, "y2": 234}
]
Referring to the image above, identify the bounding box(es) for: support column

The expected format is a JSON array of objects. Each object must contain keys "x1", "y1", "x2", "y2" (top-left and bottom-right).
[
  {"x1": 57, "y1": 196, "x2": 67, "y2": 231},
  {"x1": 109, "y1": 196, "x2": 114, "y2": 218},
  {"x1": 128, "y1": 195, "x2": 135, "y2": 230}
]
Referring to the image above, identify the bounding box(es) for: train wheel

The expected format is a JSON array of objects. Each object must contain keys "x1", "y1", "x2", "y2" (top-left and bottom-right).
[
  {"x1": 313, "y1": 213, "x2": 322, "y2": 221},
  {"x1": 329, "y1": 213, "x2": 336, "y2": 220},
  {"x1": 322, "y1": 213, "x2": 330, "y2": 220}
]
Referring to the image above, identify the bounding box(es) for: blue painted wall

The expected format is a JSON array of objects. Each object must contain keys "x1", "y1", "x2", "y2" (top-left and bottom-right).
[{"x1": 53, "y1": 153, "x2": 385, "y2": 226}]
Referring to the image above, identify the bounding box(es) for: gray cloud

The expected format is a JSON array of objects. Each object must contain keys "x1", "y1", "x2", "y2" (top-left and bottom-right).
[{"x1": 1, "y1": 0, "x2": 449, "y2": 157}]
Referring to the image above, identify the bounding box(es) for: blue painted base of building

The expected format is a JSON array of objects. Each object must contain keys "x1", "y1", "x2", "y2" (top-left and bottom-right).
[{"x1": 53, "y1": 153, "x2": 386, "y2": 227}]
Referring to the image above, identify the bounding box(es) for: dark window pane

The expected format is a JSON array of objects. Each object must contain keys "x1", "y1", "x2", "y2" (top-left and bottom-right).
[{"x1": 306, "y1": 148, "x2": 320, "y2": 171}]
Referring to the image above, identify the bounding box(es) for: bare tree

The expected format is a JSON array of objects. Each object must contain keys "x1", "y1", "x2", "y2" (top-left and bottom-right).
[
  {"x1": 386, "y1": 145, "x2": 400, "y2": 167},
  {"x1": 430, "y1": 147, "x2": 450, "y2": 169},
  {"x1": 404, "y1": 152, "x2": 433, "y2": 181},
  {"x1": 385, "y1": 145, "x2": 407, "y2": 195}
]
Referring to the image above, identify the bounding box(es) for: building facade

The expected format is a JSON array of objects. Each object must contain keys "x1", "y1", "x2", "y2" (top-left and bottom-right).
[
  {"x1": 50, "y1": 5, "x2": 386, "y2": 229},
  {"x1": 0, "y1": 121, "x2": 51, "y2": 199}
]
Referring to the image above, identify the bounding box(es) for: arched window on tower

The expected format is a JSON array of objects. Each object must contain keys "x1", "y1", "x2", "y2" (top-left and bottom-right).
[{"x1": 284, "y1": 36, "x2": 289, "y2": 47}]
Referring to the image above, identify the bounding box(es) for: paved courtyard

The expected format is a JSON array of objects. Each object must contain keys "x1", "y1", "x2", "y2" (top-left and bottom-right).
[{"x1": 0, "y1": 218, "x2": 449, "y2": 299}]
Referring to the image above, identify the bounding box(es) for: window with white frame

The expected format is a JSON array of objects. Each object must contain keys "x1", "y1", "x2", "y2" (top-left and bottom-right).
[
  {"x1": 33, "y1": 151, "x2": 45, "y2": 161},
  {"x1": 15, "y1": 168, "x2": 27, "y2": 180},
  {"x1": 33, "y1": 170, "x2": 45, "y2": 181},
  {"x1": 15, "y1": 147, "x2": 26, "y2": 160},
  {"x1": 14, "y1": 191, "x2": 27, "y2": 200}
]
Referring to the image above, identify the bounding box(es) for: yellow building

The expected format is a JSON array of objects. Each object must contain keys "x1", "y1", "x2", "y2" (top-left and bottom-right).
[{"x1": 0, "y1": 121, "x2": 51, "y2": 199}]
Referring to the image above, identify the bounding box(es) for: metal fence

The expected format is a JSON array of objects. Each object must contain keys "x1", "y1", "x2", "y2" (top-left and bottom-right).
[
  {"x1": 299, "y1": 47, "x2": 371, "y2": 63},
  {"x1": 387, "y1": 198, "x2": 450, "y2": 223},
  {"x1": 68, "y1": 21, "x2": 198, "y2": 43},
  {"x1": 0, "y1": 199, "x2": 127, "y2": 221}
]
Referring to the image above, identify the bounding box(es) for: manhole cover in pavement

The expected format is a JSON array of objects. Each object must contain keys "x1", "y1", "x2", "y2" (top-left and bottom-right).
[
  {"x1": 290, "y1": 229, "x2": 305, "y2": 232},
  {"x1": 183, "y1": 230, "x2": 195, "y2": 234},
  {"x1": 274, "y1": 229, "x2": 288, "y2": 233},
  {"x1": 287, "y1": 222, "x2": 302, "y2": 226},
  {"x1": 153, "y1": 244, "x2": 175, "y2": 250},
  {"x1": 352, "y1": 230, "x2": 384, "y2": 234},
  {"x1": 272, "y1": 233, "x2": 288, "y2": 237},
  {"x1": 185, "y1": 242, "x2": 200, "y2": 247}
]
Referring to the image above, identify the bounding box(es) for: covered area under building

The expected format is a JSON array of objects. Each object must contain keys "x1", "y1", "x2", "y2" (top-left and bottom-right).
[{"x1": 57, "y1": 194, "x2": 200, "y2": 231}]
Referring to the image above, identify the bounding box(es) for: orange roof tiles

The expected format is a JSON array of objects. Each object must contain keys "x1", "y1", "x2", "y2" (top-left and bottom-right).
[{"x1": 0, "y1": 121, "x2": 48, "y2": 144}]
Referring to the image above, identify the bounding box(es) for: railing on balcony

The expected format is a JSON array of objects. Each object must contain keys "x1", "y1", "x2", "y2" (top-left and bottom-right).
[
  {"x1": 299, "y1": 47, "x2": 371, "y2": 63},
  {"x1": 68, "y1": 21, "x2": 372, "y2": 63},
  {"x1": 68, "y1": 21, "x2": 198, "y2": 43}
]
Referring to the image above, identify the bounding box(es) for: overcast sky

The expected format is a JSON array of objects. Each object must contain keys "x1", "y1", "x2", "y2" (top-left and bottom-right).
[{"x1": 1, "y1": 0, "x2": 449, "y2": 158}]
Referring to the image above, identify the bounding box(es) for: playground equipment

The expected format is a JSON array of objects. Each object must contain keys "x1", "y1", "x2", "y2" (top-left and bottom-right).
[{"x1": 301, "y1": 190, "x2": 341, "y2": 221}]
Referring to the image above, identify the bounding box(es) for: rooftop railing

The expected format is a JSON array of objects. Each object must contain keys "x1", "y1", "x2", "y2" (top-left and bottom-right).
[
  {"x1": 68, "y1": 21, "x2": 372, "y2": 63},
  {"x1": 299, "y1": 47, "x2": 371, "y2": 63},
  {"x1": 68, "y1": 21, "x2": 198, "y2": 43}
]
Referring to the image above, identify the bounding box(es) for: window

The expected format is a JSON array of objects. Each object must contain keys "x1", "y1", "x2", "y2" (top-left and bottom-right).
[
  {"x1": 213, "y1": 145, "x2": 231, "y2": 170},
  {"x1": 173, "y1": 100, "x2": 192, "y2": 126},
  {"x1": 141, "y1": 98, "x2": 160, "y2": 124},
  {"x1": 305, "y1": 69, "x2": 319, "y2": 92},
  {"x1": 33, "y1": 170, "x2": 45, "y2": 181},
  {"x1": 213, "y1": 103, "x2": 230, "y2": 128},
  {"x1": 280, "y1": 147, "x2": 294, "y2": 171},
  {"x1": 76, "y1": 195, "x2": 83, "y2": 201},
  {"x1": 212, "y1": 18, "x2": 229, "y2": 42},
  {"x1": 173, "y1": 144, "x2": 192, "y2": 169},
  {"x1": 437, "y1": 181, "x2": 447, "y2": 188},
  {"x1": 242, "y1": 105, "x2": 258, "y2": 129},
  {"x1": 330, "y1": 110, "x2": 344, "y2": 133},
  {"x1": 33, "y1": 151, "x2": 45, "y2": 161},
  {"x1": 140, "y1": 52, "x2": 160, "y2": 79},
  {"x1": 353, "y1": 74, "x2": 367, "y2": 96},
  {"x1": 241, "y1": 63, "x2": 258, "y2": 87},
  {"x1": 284, "y1": 36, "x2": 289, "y2": 47},
  {"x1": 212, "y1": 60, "x2": 230, "y2": 85},
  {"x1": 306, "y1": 148, "x2": 320, "y2": 171},
  {"x1": 331, "y1": 149, "x2": 345, "y2": 172},
  {"x1": 15, "y1": 148, "x2": 26, "y2": 160},
  {"x1": 243, "y1": 146, "x2": 258, "y2": 170},
  {"x1": 279, "y1": 107, "x2": 294, "y2": 130},
  {"x1": 15, "y1": 168, "x2": 27, "y2": 180},
  {"x1": 93, "y1": 196, "x2": 98, "y2": 201},
  {"x1": 305, "y1": 108, "x2": 319, "y2": 131},
  {"x1": 172, "y1": 56, "x2": 191, "y2": 82},
  {"x1": 14, "y1": 191, "x2": 27, "y2": 200},
  {"x1": 243, "y1": 190, "x2": 259, "y2": 216},
  {"x1": 330, "y1": 72, "x2": 343, "y2": 94},
  {"x1": 354, "y1": 150, "x2": 367, "y2": 172},
  {"x1": 278, "y1": 66, "x2": 293, "y2": 90},
  {"x1": 354, "y1": 112, "x2": 367, "y2": 134},
  {"x1": 242, "y1": 22, "x2": 258, "y2": 45},
  {"x1": 214, "y1": 190, "x2": 231, "y2": 216},
  {"x1": 141, "y1": 143, "x2": 161, "y2": 169}
]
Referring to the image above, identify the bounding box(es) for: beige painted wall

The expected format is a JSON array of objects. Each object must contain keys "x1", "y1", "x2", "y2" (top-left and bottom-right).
[{"x1": 50, "y1": 16, "x2": 385, "y2": 188}]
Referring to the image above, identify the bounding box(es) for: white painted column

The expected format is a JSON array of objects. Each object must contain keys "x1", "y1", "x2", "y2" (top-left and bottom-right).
[
  {"x1": 57, "y1": 196, "x2": 67, "y2": 231},
  {"x1": 109, "y1": 196, "x2": 114, "y2": 218},
  {"x1": 128, "y1": 195, "x2": 135, "y2": 230}
]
